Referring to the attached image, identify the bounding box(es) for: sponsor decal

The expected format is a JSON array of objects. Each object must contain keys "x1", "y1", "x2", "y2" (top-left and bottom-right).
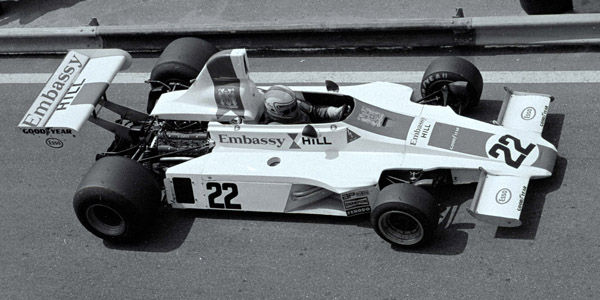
[
  {"x1": 21, "y1": 128, "x2": 73, "y2": 135},
  {"x1": 20, "y1": 53, "x2": 87, "y2": 127},
  {"x1": 521, "y1": 107, "x2": 536, "y2": 120},
  {"x1": 450, "y1": 127, "x2": 460, "y2": 150},
  {"x1": 346, "y1": 129, "x2": 360, "y2": 143},
  {"x1": 420, "y1": 72, "x2": 449, "y2": 96},
  {"x1": 342, "y1": 190, "x2": 371, "y2": 216},
  {"x1": 539, "y1": 105, "x2": 549, "y2": 127},
  {"x1": 215, "y1": 85, "x2": 245, "y2": 119},
  {"x1": 45, "y1": 138, "x2": 64, "y2": 149},
  {"x1": 517, "y1": 185, "x2": 527, "y2": 211},
  {"x1": 217, "y1": 87, "x2": 239, "y2": 109},
  {"x1": 301, "y1": 136, "x2": 332, "y2": 145},
  {"x1": 217, "y1": 134, "x2": 285, "y2": 148},
  {"x1": 343, "y1": 197, "x2": 371, "y2": 216},
  {"x1": 341, "y1": 190, "x2": 369, "y2": 200},
  {"x1": 357, "y1": 106, "x2": 385, "y2": 127},
  {"x1": 409, "y1": 118, "x2": 433, "y2": 146},
  {"x1": 495, "y1": 188, "x2": 512, "y2": 204},
  {"x1": 289, "y1": 133, "x2": 337, "y2": 149},
  {"x1": 55, "y1": 78, "x2": 86, "y2": 111}
]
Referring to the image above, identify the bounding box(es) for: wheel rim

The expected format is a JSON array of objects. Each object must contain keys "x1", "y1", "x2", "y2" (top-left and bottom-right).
[
  {"x1": 426, "y1": 80, "x2": 453, "y2": 96},
  {"x1": 378, "y1": 211, "x2": 424, "y2": 246},
  {"x1": 425, "y1": 79, "x2": 470, "y2": 112},
  {"x1": 86, "y1": 204, "x2": 126, "y2": 237},
  {"x1": 424, "y1": 80, "x2": 453, "y2": 106}
]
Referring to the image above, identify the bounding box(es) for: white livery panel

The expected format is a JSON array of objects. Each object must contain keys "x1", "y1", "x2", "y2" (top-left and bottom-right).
[
  {"x1": 497, "y1": 88, "x2": 553, "y2": 134},
  {"x1": 467, "y1": 169, "x2": 530, "y2": 227}
]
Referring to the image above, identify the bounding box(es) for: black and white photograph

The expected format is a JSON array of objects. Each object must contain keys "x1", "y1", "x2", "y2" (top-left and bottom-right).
[{"x1": 1, "y1": 1, "x2": 599, "y2": 299}]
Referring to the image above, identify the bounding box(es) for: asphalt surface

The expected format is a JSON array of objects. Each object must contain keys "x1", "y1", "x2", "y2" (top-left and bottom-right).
[{"x1": 1, "y1": 48, "x2": 599, "y2": 299}]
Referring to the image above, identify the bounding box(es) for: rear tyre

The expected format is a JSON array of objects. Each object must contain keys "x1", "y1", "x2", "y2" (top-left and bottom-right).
[
  {"x1": 147, "y1": 37, "x2": 218, "y2": 113},
  {"x1": 519, "y1": 0, "x2": 572, "y2": 15},
  {"x1": 73, "y1": 156, "x2": 162, "y2": 242},
  {"x1": 421, "y1": 57, "x2": 483, "y2": 112},
  {"x1": 371, "y1": 183, "x2": 439, "y2": 247}
]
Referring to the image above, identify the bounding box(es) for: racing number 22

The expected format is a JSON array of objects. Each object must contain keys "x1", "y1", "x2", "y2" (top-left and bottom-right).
[
  {"x1": 207, "y1": 182, "x2": 241, "y2": 209},
  {"x1": 488, "y1": 135, "x2": 535, "y2": 169}
]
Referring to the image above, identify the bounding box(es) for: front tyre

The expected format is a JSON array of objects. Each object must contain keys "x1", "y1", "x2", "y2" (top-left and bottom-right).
[
  {"x1": 421, "y1": 56, "x2": 483, "y2": 113},
  {"x1": 73, "y1": 156, "x2": 162, "y2": 242},
  {"x1": 371, "y1": 183, "x2": 439, "y2": 247}
]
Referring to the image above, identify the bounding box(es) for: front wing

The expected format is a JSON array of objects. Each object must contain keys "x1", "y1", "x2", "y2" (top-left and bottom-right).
[{"x1": 467, "y1": 169, "x2": 530, "y2": 227}]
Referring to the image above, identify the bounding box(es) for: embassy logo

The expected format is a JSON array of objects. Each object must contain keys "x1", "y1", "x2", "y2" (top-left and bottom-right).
[
  {"x1": 19, "y1": 53, "x2": 87, "y2": 127},
  {"x1": 218, "y1": 134, "x2": 285, "y2": 148}
]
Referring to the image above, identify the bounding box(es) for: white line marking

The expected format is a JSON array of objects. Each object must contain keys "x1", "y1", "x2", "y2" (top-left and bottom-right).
[{"x1": 1, "y1": 71, "x2": 600, "y2": 84}]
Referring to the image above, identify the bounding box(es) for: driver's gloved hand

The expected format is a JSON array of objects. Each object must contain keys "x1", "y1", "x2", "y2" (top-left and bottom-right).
[
  {"x1": 298, "y1": 101, "x2": 349, "y2": 122},
  {"x1": 315, "y1": 104, "x2": 349, "y2": 121}
]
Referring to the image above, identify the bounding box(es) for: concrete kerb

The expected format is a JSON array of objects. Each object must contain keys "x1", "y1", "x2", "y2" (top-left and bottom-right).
[{"x1": 0, "y1": 14, "x2": 598, "y2": 54}]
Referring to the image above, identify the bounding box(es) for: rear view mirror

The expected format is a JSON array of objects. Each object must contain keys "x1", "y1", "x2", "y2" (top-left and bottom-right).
[
  {"x1": 302, "y1": 125, "x2": 318, "y2": 138},
  {"x1": 325, "y1": 80, "x2": 339, "y2": 92}
]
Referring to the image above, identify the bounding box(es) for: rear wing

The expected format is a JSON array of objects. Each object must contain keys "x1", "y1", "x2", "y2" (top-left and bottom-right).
[
  {"x1": 467, "y1": 169, "x2": 530, "y2": 227},
  {"x1": 17, "y1": 49, "x2": 132, "y2": 148},
  {"x1": 496, "y1": 88, "x2": 554, "y2": 134}
]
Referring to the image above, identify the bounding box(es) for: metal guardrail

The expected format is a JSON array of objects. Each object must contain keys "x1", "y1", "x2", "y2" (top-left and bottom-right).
[
  {"x1": 473, "y1": 14, "x2": 600, "y2": 45},
  {"x1": 0, "y1": 14, "x2": 598, "y2": 53}
]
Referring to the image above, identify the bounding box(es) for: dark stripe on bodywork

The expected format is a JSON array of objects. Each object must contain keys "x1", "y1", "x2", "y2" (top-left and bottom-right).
[
  {"x1": 70, "y1": 82, "x2": 109, "y2": 106},
  {"x1": 344, "y1": 100, "x2": 414, "y2": 140},
  {"x1": 207, "y1": 50, "x2": 235, "y2": 81},
  {"x1": 532, "y1": 144, "x2": 557, "y2": 172},
  {"x1": 207, "y1": 50, "x2": 245, "y2": 119},
  {"x1": 428, "y1": 122, "x2": 493, "y2": 157}
]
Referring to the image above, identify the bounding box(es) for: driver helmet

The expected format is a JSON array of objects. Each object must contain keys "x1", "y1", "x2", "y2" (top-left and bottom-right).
[{"x1": 264, "y1": 85, "x2": 300, "y2": 121}]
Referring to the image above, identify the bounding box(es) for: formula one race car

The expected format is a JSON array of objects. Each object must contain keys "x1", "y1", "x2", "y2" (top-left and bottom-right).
[{"x1": 18, "y1": 38, "x2": 557, "y2": 247}]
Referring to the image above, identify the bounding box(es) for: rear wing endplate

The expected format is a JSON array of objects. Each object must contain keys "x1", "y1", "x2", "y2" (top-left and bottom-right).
[{"x1": 17, "y1": 49, "x2": 132, "y2": 148}]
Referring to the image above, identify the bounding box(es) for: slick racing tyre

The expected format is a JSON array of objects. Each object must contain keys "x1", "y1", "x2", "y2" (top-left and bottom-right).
[
  {"x1": 519, "y1": 0, "x2": 572, "y2": 15},
  {"x1": 73, "y1": 156, "x2": 162, "y2": 243},
  {"x1": 421, "y1": 56, "x2": 483, "y2": 112},
  {"x1": 147, "y1": 37, "x2": 218, "y2": 113},
  {"x1": 371, "y1": 183, "x2": 439, "y2": 248}
]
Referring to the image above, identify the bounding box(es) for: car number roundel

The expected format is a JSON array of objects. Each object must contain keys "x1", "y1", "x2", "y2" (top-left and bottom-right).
[{"x1": 485, "y1": 134, "x2": 538, "y2": 169}]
